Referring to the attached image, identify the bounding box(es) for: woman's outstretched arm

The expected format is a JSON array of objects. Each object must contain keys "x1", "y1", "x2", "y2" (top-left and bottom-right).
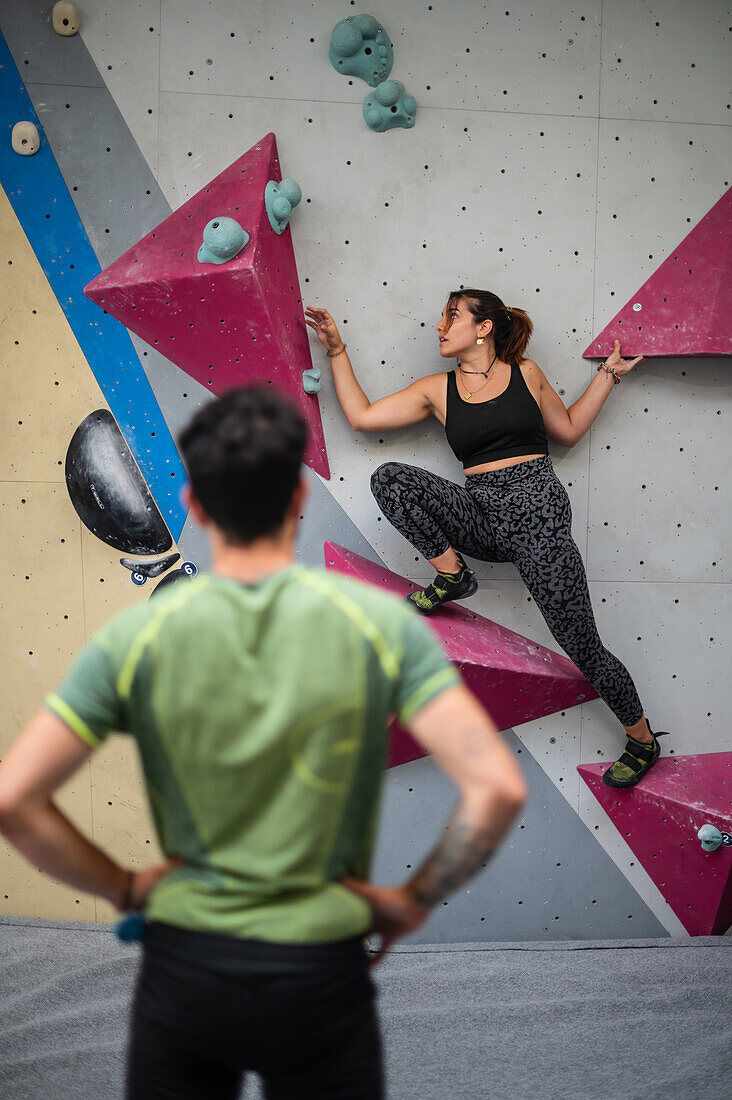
[
  {"x1": 533, "y1": 340, "x2": 644, "y2": 447},
  {"x1": 305, "y1": 306, "x2": 438, "y2": 432}
]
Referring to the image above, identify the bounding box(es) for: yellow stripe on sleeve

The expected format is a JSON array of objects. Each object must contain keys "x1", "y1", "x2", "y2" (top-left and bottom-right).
[
  {"x1": 398, "y1": 667, "x2": 460, "y2": 724},
  {"x1": 46, "y1": 693, "x2": 103, "y2": 749}
]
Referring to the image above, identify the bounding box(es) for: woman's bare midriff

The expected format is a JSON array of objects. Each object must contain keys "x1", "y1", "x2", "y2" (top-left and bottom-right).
[{"x1": 463, "y1": 454, "x2": 546, "y2": 476}]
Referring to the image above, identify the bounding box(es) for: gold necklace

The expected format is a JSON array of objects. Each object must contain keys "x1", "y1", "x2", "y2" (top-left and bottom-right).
[{"x1": 458, "y1": 354, "x2": 498, "y2": 399}]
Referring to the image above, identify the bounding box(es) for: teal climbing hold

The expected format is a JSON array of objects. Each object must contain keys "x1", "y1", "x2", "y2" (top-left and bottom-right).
[
  {"x1": 363, "y1": 80, "x2": 417, "y2": 132},
  {"x1": 265, "y1": 178, "x2": 302, "y2": 235},
  {"x1": 329, "y1": 14, "x2": 393, "y2": 87},
  {"x1": 698, "y1": 824, "x2": 724, "y2": 852},
  {"x1": 302, "y1": 367, "x2": 322, "y2": 394},
  {"x1": 197, "y1": 217, "x2": 249, "y2": 264}
]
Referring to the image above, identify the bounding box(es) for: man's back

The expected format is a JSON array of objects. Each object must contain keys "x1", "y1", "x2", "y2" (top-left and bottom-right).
[
  {"x1": 47, "y1": 565, "x2": 458, "y2": 943},
  {"x1": 0, "y1": 386, "x2": 524, "y2": 1100}
]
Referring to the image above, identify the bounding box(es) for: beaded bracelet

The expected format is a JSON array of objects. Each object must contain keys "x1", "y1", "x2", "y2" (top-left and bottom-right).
[
  {"x1": 597, "y1": 361, "x2": 621, "y2": 385},
  {"x1": 326, "y1": 343, "x2": 347, "y2": 359}
]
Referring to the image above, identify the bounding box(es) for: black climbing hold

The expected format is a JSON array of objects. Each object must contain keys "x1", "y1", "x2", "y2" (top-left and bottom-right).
[
  {"x1": 119, "y1": 552, "x2": 181, "y2": 578},
  {"x1": 150, "y1": 565, "x2": 194, "y2": 597},
  {"x1": 65, "y1": 410, "x2": 173, "y2": 554}
]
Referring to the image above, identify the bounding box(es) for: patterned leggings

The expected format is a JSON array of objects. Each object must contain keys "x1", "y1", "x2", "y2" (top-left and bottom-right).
[{"x1": 370, "y1": 456, "x2": 643, "y2": 727}]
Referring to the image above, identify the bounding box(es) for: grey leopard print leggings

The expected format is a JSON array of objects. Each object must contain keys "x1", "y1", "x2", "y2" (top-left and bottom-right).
[{"x1": 371, "y1": 456, "x2": 643, "y2": 726}]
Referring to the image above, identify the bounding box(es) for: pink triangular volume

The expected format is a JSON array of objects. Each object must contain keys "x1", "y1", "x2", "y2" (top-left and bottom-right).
[
  {"x1": 85, "y1": 133, "x2": 329, "y2": 478},
  {"x1": 325, "y1": 542, "x2": 598, "y2": 767},
  {"x1": 583, "y1": 187, "x2": 732, "y2": 359},
  {"x1": 579, "y1": 753, "x2": 732, "y2": 936}
]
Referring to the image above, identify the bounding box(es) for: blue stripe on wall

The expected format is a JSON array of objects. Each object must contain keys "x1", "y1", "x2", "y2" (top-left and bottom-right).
[{"x1": 0, "y1": 31, "x2": 186, "y2": 541}]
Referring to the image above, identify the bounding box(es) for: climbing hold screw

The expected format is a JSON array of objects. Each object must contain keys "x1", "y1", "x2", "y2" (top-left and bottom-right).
[
  {"x1": 197, "y1": 217, "x2": 249, "y2": 264},
  {"x1": 265, "y1": 179, "x2": 302, "y2": 235}
]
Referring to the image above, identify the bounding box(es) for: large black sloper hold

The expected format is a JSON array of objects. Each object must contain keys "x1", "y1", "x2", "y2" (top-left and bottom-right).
[{"x1": 65, "y1": 410, "x2": 173, "y2": 555}]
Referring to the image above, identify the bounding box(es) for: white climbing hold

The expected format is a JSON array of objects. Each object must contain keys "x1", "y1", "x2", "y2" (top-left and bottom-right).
[
  {"x1": 12, "y1": 121, "x2": 40, "y2": 156},
  {"x1": 53, "y1": 1, "x2": 81, "y2": 36}
]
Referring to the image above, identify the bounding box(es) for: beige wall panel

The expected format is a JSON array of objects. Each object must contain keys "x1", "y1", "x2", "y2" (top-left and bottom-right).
[
  {"x1": 1, "y1": 484, "x2": 86, "y2": 728},
  {"x1": 0, "y1": 193, "x2": 162, "y2": 922},
  {"x1": 0, "y1": 483, "x2": 96, "y2": 918},
  {"x1": 0, "y1": 758, "x2": 98, "y2": 922},
  {"x1": 0, "y1": 189, "x2": 106, "y2": 483},
  {"x1": 80, "y1": 524, "x2": 148, "y2": 634}
]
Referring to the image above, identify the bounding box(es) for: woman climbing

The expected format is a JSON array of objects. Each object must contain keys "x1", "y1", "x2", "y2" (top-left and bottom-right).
[{"x1": 305, "y1": 290, "x2": 668, "y2": 788}]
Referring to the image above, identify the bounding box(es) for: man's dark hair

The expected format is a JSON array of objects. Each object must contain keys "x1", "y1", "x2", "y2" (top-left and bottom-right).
[{"x1": 178, "y1": 386, "x2": 308, "y2": 544}]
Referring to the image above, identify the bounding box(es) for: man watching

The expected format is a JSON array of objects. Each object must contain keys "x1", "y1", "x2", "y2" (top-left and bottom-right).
[{"x1": 0, "y1": 387, "x2": 526, "y2": 1099}]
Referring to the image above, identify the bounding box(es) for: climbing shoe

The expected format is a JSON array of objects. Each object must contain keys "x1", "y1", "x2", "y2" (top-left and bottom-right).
[
  {"x1": 601, "y1": 724, "x2": 670, "y2": 788},
  {"x1": 404, "y1": 554, "x2": 478, "y2": 615}
]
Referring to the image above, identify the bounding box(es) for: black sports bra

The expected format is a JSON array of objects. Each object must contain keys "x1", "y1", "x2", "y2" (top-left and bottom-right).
[{"x1": 444, "y1": 365, "x2": 549, "y2": 468}]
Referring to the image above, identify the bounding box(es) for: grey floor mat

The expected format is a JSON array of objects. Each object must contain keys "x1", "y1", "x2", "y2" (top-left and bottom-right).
[{"x1": 1, "y1": 917, "x2": 730, "y2": 1099}]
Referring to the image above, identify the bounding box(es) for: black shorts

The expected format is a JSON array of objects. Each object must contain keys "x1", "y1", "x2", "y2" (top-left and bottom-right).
[{"x1": 124, "y1": 922, "x2": 383, "y2": 1099}]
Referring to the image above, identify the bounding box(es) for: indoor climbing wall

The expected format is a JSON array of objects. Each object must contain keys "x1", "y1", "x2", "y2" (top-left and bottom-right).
[{"x1": 1, "y1": 0, "x2": 729, "y2": 940}]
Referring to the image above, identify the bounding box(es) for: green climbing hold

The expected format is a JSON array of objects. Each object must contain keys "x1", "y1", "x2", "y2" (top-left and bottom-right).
[
  {"x1": 329, "y1": 14, "x2": 393, "y2": 87},
  {"x1": 698, "y1": 824, "x2": 724, "y2": 852},
  {"x1": 363, "y1": 80, "x2": 417, "y2": 133},
  {"x1": 197, "y1": 217, "x2": 249, "y2": 264},
  {"x1": 302, "y1": 367, "x2": 322, "y2": 394},
  {"x1": 265, "y1": 178, "x2": 302, "y2": 235}
]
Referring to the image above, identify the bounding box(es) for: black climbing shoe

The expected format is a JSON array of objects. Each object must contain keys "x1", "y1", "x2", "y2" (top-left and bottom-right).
[
  {"x1": 602, "y1": 724, "x2": 670, "y2": 788},
  {"x1": 405, "y1": 554, "x2": 478, "y2": 615}
]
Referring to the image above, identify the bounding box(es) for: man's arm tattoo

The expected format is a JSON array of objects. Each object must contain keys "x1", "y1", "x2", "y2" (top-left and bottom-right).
[{"x1": 409, "y1": 803, "x2": 507, "y2": 909}]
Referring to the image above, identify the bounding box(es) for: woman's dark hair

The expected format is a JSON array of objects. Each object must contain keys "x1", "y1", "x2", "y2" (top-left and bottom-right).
[
  {"x1": 447, "y1": 288, "x2": 533, "y2": 364},
  {"x1": 178, "y1": 386, "x2": 307, "y2": 545}
]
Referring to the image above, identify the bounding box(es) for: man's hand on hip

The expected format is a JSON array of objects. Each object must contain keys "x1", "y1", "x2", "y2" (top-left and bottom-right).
[{"x1": 340, "y1": 876, "x2": 429, "y2": 965}]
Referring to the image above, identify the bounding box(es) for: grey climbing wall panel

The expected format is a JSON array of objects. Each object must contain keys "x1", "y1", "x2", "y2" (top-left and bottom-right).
[{"x1": 372, "y1": 730, "x2": 668, "y2": 943}]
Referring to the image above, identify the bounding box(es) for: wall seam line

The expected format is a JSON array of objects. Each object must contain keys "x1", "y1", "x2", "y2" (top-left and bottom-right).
[
  {"x1": 149, "y1": 87, "x2": 731, "y2": 127},
  {"x1": 73, "y1": 518, "x2": 98, "y2": 922},
  {"x1": 580, "y1": 0, "x2": 606, "y2": 811},
  {"x1": 156, "y1": 0, "x2": 162, "y2": 181}
]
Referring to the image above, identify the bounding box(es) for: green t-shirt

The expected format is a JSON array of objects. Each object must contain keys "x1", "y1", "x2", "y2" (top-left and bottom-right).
[{"x1": 47, "y1": 565, "x2": 459, "y2": 944}]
